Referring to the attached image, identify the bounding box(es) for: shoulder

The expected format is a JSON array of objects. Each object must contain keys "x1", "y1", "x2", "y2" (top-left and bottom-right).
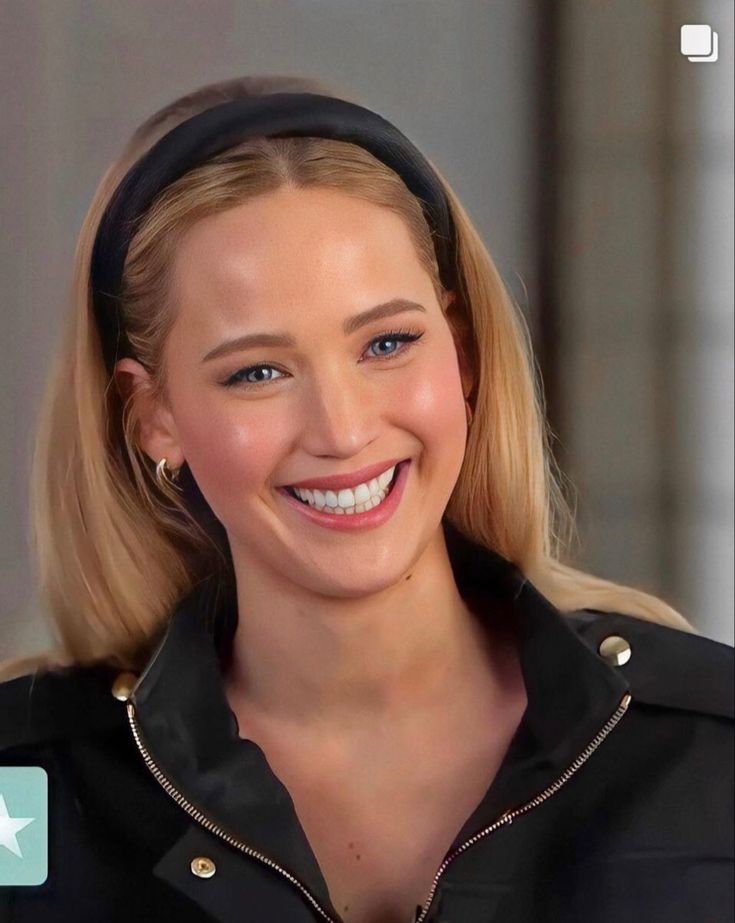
[
  {"x1": 566, "y1": 608, "x2": 734, "y2": 721},
  {"x1": 0, "y1": 661, "x2": 129, "y2": 756}
]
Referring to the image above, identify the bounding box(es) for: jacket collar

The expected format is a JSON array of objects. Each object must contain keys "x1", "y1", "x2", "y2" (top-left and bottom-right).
[{"x1": 129, "y1": 518, "x2": 630, "y2": 919}]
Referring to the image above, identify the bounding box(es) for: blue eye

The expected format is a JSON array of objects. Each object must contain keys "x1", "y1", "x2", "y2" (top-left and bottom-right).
[
  {"x1": 366, "y1": 331, "x2": 420, "y2": 359},
  {"x1": 223, "y1": 328, "x2": 424, "y2": 389},
  {"x1": 228, "y1": 365, "x2": 284, "y2": 387}
]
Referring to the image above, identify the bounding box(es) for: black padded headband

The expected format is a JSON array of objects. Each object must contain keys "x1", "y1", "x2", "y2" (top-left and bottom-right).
[{"x1": 90, "y1": 92, "x2": 458, "y2": 375}]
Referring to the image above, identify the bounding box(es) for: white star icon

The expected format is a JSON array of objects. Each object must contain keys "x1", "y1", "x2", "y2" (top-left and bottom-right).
[{"x1": 0, "y1": 793, "x2": 35, "y2": 858}]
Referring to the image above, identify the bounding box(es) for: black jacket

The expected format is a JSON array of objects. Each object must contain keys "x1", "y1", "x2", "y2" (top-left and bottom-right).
[{"x1": 1, "y1": 521, "x2": 733, "y2": 922}]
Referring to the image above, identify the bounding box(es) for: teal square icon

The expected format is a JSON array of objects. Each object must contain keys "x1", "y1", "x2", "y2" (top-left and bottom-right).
[{"x1": 0, "y1": 767, "x2": 48, "y2": 886}]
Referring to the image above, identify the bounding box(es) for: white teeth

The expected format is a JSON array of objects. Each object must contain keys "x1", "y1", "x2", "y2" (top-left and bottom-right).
[
  {"x1": 353, "y1": 482, "x2": 371, "y2": 504},
  {"x1": 337, "y1": 488, "x2": 354, "y2": 507},
  {"x1": 289, "y1": 463, "x2": 399, "y2": 513}
]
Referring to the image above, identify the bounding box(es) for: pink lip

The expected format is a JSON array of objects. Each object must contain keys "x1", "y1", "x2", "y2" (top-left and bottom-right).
[
  {"x1": 282, "y1": 457, "x2": 406, "y2": 492},
  {"x1": 276, "y1": 459, "x2": 411, "y2": 532}
]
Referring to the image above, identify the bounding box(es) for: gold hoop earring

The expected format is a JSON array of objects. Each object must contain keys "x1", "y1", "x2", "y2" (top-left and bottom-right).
[{"x1": 155, "y1": 457, "x2": 183, "y2": 492}]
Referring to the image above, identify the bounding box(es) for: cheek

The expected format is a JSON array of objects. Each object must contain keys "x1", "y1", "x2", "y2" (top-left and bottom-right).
[
  {"x1": 396, "y1": 349, "x2": 466, "y2": 442},
  {"x1": 174, "y1": 397, "x2": 290, "y2": 506}
]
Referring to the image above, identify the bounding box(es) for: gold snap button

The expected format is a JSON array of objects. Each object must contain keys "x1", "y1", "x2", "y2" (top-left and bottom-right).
[
  {"x1": 191, "y1": 856, "x2": 216, "y2": 878},
  {"x1": 598, "y1": 635, "x2": 632, "y2": 666},
  {"x1": 111, "y1": 671, "x2": 139, "y2": 702}
]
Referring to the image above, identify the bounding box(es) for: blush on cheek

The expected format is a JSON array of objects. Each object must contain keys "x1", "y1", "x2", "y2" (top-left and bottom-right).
[
  {"x1": 404, "y1": 373, "x2": 466, "y2": 435},
  {"x1": 177, "y1": 412, "x2": 291, "y2": 522},
  {"x1": 395, "y1": 373, "x2": 467, "y2": 513},
  {"x1": 403, "y1": 366, "x2": 468, "y2": 475}
]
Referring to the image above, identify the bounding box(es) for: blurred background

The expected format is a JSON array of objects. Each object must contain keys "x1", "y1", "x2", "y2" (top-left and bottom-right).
[{"x1": 1, "y1": 0, "x2": 732, "y2": 659}]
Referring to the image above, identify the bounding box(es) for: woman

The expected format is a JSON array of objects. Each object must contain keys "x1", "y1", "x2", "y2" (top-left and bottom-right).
[{"x1": 0, "y1": 76, "x2": 732, "y2": 923}]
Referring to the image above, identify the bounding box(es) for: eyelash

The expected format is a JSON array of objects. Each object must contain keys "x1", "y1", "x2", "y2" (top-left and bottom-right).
[{"x1": 222, "y1": 328, "x2": 425, "y2": 389}]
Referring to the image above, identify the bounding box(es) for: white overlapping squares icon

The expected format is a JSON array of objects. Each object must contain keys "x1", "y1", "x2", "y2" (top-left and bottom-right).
[{"x1": 680, "y1": 24, "x2": 719, "y2": 62}]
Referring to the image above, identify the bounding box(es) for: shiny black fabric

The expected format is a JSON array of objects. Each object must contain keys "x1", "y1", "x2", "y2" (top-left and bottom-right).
[
  {"x1": 1, "y1": 520, "x2": 733, "y2": 922},
  {"x1": 90, "y1": 92, "x2": 457, "y2": 375}
]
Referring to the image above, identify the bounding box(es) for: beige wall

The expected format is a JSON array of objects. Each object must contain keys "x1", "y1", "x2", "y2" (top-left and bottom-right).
[{"x1": 556, "y1": 0, "x2": 734, "y2": 644}]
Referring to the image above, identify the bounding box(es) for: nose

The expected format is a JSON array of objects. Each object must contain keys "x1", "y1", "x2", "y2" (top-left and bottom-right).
[{"x1": 298, "y1": 367, "x2": 382, "y2": 458}]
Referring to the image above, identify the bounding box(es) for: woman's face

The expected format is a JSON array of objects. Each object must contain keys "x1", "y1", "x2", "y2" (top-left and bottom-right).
[{"x1": 148, "y1": 185, "x2": 470, "y2": 597}]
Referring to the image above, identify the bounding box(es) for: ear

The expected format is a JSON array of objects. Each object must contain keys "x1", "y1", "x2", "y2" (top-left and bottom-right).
[
  {"x1": 441, "y1": 290, "x2": 476, "y2": 402},
  {"x1": 113, "y1": 358, "x2": 185, "y2": 469}
]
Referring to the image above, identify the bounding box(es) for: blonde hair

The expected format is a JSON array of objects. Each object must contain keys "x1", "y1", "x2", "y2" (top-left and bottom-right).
[{"x1": 1, "y1": 75, "x2": 694, "y2": 682}]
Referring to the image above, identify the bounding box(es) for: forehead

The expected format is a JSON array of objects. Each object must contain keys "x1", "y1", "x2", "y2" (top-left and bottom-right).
[{"x1": 168, "y1": 186, "x2": 433, "y2": 329}]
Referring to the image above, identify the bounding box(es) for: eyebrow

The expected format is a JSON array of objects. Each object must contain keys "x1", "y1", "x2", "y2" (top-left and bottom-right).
[{"x1": 200, "y1": 298, "x2": 427, "y2": 364}]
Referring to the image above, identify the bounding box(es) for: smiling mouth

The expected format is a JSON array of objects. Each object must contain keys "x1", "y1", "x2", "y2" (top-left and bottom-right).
[{"x1": 282, "y1": 460, "x2": 407, "y2": 514}]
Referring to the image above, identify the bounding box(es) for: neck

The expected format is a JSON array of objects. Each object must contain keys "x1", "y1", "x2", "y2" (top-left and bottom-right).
[{"x1": 222, "y1": 529, "x2": 503, "y2": 737}]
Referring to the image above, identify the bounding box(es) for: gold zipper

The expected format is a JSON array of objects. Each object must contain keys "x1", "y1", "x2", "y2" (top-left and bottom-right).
[
  {"x1": 413, "y1": 690, "x2": 633, "y2": 923},
  {"x1": 127, "y1": 691, "x2": 632, "y2": 923},
  {"x1": 126, "y1": 700, "x2": 340, "y2": 923}
]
